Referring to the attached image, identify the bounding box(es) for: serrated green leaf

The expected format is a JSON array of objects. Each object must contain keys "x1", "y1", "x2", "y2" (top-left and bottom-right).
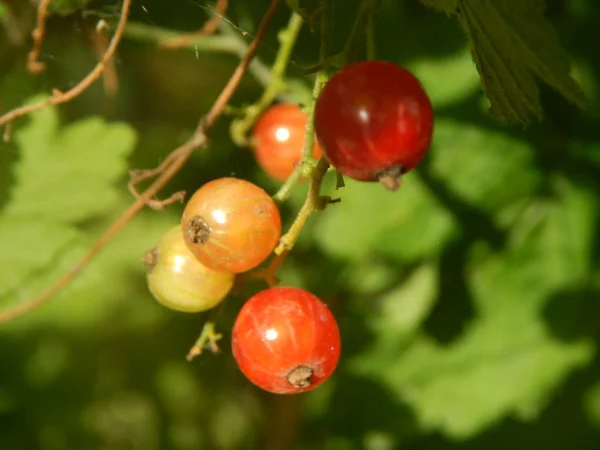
[
  {"x1": 0, "y1": 99, "x2": 138, "y2": 326},
  {"x1": 314, "y1": 176, "x2": 458, "y2": 262},
  {"x1": 430, "y1": 119, "x2": 541, "y2": 214},
  {"x1": 353, "y1": 177, "x2": 596, "y2": 438},
  {"x1": 457, "y1": 0, "x2": 586, "y2": 123},
  {"x1": 5, "y1": 99, "x2": 136, "y2": 222},
  {"x1": 285, "y1": 0, "x2": 323, "y2": 21}
]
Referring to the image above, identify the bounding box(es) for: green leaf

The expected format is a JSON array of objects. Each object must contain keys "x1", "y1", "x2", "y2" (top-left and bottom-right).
[
  {"x1": 0, "y1": 98, "x2": 138, "y2": 323},
  {"x1": 5, "y1": 100, "x2": 136, "y2": 222},
  {"x1": 0, "y1": 219, "x2": 79, "y2": 298},
  {"x1": 429, "y1": 119, "x2": 541, "y2": 215},
  {"x1": 285, "y1": 0, "x2": 323, "y2": 22},
  {"x1": 353, "y1": 177, "x2": 596, "y2": 438},
  {"x1": 0, "y1": 3, "x2": 7, "y2": 21},
  {"x1": 462, "y1": 0, "x2": 586, "y2": 123},
  {"x1": 421, "y1": 0, "x2": 586, "y2": 124},
  {"x1": 314, "y1": 176, "x2": 458, "y2": 262},
  {"x1": 372, "y1": 263, "x2": 439, "y2": 339},
  {"x1": 584, "y1": 381, "x2": 600, "y2": 428},
  {"x1": 407, "y1": 49, "x2": 480, "y2": 108},
  {"x1": 1, "y1": 207, "x2": 175, "y2": 333}
]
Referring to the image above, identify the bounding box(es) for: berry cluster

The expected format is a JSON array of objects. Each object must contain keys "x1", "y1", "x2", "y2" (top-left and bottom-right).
[{"x1": 143, "y1": 61, "x2": 432, "y2": 395}]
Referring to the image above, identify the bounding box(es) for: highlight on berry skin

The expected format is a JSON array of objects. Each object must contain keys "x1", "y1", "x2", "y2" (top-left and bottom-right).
[
  {"x1": 231, "y1": 286, "x2": 341, "y2": 394},
  {"x1": 181, "y1": 177, "x2": 282, "y2": 274},
  {"x1": 144, "y1": 225, "x2": 235, "y2": 313}
]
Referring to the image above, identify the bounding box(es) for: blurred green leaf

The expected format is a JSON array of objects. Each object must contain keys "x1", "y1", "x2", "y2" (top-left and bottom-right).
[
  {"x1": 0, "y1": 3, "x2": 7, "y2": 20},
  {"x1": 0, "y1": 99, "x2": 150, "y2": 330},
  {"x1": 0, "y1": 219, "x2": 78, "y2": 298},
  {"x1": 372, "y1": 262, "x2": 439, "y2": 339},
  {"x1": 584, "y1": 381, "x2": 600, "y2": 428},
  {"x1": 314, "y1": 176, "x2": 458, "y2": 262},
  {"x1": 353, "y1": 177, "x2": 596, "y2": 438},
  {"x1": 5, "y1": 101, "x2": 136, "y2": 221},
  {"x1": 407, "y1": 49, "x2": 480, "y2": 108},
  {"x1": 430, "y1": 119, "x2": 541, "y2": 215}
]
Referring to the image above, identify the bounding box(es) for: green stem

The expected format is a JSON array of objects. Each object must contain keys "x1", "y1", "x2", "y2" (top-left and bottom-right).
[
  {"x1": 273, "y1": 0, "x2": 332, "y2": 202},
  {"x1": 273, "y1": 69, "x2": 327, "y2": 202},
  {"x1": 230, "y1": 12, "x2": 304, "y2": 147},
  {"x1": 342, "y1": 0, "x2": 379, "y2": 63},
  {"x1": 274, "y1": 157, "x2": 332, "y2": 254},
  {"x1": 186, "y1": 319, "x2": 223, "y2": 361},
  {"x1": 123, "y1": 22, "x2": 273, "y2": 88}
]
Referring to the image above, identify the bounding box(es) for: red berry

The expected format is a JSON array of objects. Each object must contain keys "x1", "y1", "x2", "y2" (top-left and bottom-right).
[
  {"x1": 231, "y1": 287, "x2": 341, "y2": 394},
  {"x1": 181, "y1": 178, "x2": 281, "y2": 274},
  {"x1": 314, "y1": 60, "x2": 434, "y2": 190},
  {"x1": 252, "y1": 104, "x2": 322, "y2": 181}
]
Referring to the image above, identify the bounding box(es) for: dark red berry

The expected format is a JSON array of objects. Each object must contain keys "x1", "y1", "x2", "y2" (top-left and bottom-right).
[{"x1": 314, "y1": 60, "x2": 434, "y2": 190}]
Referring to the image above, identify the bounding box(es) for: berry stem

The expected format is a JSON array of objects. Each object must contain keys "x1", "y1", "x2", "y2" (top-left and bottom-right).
[
  {"x1": 275, "y1": 157, "x2": 332, "y2": 255},
  {"x1": 186, "y1": 319, "x2": 224, "y2": 361},
  {"x1": 274, "y1": 0, "x2": 332, "y2": 203},
  {"x1": 365, "y1": 0, "x2": 381, "y2": 60},
  {"x1": 230, "y1": 12, "x2": 305, "y2": 147}
]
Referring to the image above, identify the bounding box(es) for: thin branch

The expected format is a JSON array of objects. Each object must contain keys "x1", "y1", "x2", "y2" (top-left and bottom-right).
[
  {"x1": 124, "y1": 21, "x2": 273, "y2": 92},
  {"x1": 27, "y1": 0, "x2": 51, "y2": 73},
  {"x1": 162, "y1": 0, "x2": 228, "y2": 49},
  {"x1": 273, "y1": 69, "x2": 328, "y2": 202},
  {"x1": 273, "y1": 0, "x2": 331, "y2": 202},
  {"x1": 229, "y1": 11, "x2": 304, "y2": 147},
  {"x1": 0, "y1": 0, "x2": 133, "y2": 130},
  {"x1": 0, "y1": 0, "x2": 281, "y2": 325},
  {"x1": 274, "y1": 157, "x2": 334, "y2": 255}
]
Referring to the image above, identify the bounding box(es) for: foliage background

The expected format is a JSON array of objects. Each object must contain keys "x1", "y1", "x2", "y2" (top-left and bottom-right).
[{"x1": 1, "y1": 0, "x2": 600, "y2": 449}]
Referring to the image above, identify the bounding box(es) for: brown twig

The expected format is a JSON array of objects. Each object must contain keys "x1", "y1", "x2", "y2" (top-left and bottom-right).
[
  {"x1": 162, "y1": 0, "x2": 228, "y2": 49},
  {"x1": 0, "y1": 0, "x2": 132, "y2": 132},
  {"x1": 0, "y1": 0, "x2": 281, "y2": 325},
  {"x1": 27, "y1": 0, "x2": 51, "y2": 73}
]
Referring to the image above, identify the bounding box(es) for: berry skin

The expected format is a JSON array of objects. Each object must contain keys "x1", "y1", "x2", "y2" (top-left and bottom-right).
[
  {"x1": 144, "y1": 226, "x2": 235, "y2": 313},
  {"x1": 232, "y1": 287, "x2": 341, "y2": 394},
  {"x1": 314, "y1": 60, "x2": 434, "y2": 190},
  {"x1": 252, "y1": 104, "x2": 322, "y2": 181},
  {"x1": 181, "y1": 177, "x2": 281, "y2": 274}
]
